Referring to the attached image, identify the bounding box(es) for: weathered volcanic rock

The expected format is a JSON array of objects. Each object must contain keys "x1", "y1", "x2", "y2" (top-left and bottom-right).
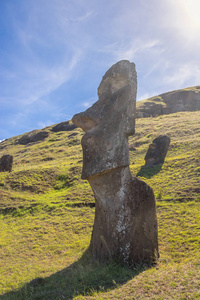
[
  {"x1": 72, "y1": 60, "x2": 159, "y2": 266},
  {"x1": 137, "y1": 86, "x2": 200, "y2": 118},
  {"x1": 72, "y1": 60, "x2": 136, "y2": 179},
  {"x1": 89, "y1": 167, "x2": 158, "y2": 265},
  {"x1": 161, "y1": 88, "x2": 200, "y2": 114},
  {"x1": 51, "y1": 121, "x2": 77, "y2": 132},
  {"x1": 145, "y1": 135, "x2": 170, "y2": 166},
  {"x1": 0, "y1": 155, "x2": 13, "y2": 172},
  {"x1": 17, "y1": 130, "x2": 49, "y2": 145}
]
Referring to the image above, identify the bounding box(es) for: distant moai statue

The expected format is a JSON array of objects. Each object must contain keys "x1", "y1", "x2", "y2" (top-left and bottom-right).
[
  {"x1": 72, "y1": 60, "x2": 159, "y2": 266},
  {"x1": 0, "y1": 155, "x2": 13, "y2": 172},
  {"x1": 145, "y1": 135, "x2": 170, "y2": 166}
]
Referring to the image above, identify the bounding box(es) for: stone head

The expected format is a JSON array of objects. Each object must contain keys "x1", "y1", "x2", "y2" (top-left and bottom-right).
[{"x1": 72, "y1": 60, "x2": 137, "y2": 179}]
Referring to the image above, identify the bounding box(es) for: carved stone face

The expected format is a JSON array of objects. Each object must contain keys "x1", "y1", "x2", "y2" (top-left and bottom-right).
[{"x1": 72, "y1": 60, "x2": 137, "y2": 179}]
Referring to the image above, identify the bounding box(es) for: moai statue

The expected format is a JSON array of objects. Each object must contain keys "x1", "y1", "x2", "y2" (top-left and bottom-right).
[
  {"x1": 145, "y1": 135, "x2": 170, "y2": 166},
  {"x1": 72, "y1": 60, "x2": 159, "y2": 266},
  {"x1": 0, "y1": 155, "x2": 13, "y2": 172}
]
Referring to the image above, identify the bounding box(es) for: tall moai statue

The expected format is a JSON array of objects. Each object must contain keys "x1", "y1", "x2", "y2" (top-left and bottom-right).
[{"x1": 72, "y1": 60, "x2": 159, "y2": 266}]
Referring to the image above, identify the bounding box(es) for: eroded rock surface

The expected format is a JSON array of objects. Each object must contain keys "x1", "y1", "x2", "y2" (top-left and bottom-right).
[
  {"x1": 72, "y1": 60, "x2": 159, "y2": 266},
  {"x1": 51, "y1": 121, "x2": 77, "y2": 132},
  {"x1": 145, "y1": 135, "x2": 170, "y2": 166},
  {"x1": 72, "y1": 60, "x2": 136, "y2": 179},
  {"x1": 136, "y1": 86, "x2": 200, "y2": 118},
  {"x1": 89, "y1": 167, "x2": 158, "y2": 265},
  {"x1": 17, "y1": 130, "x2": 49, "y2": 145}
]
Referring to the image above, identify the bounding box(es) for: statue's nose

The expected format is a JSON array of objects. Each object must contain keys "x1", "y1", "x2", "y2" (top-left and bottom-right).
[
  {"x1": 72, "y1": 99, "x2": 101, "y2": 132},
  {"x1": 72, "y1": 111, "x2": 98, "y2": 133}
]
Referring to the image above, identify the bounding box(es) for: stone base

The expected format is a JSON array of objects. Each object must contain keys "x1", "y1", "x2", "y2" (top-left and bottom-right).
[{"x1": 88, "y1": 167, "x2": 159, "y2": 266}]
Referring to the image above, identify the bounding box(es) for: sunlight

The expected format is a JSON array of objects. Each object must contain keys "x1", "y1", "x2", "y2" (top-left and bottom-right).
[
  {"x1": 183, "y1": 0, "x2": 200, "y2": 28},
  {"x1": 166, "y1": 0, "x2": 200, "y2": 38}
]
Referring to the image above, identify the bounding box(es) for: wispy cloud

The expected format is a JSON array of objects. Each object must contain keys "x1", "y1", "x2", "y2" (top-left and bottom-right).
[
  {"x1": 100, "y1": 39, "x2": 160, "y2": 62},
  {"x1": 37, "y1": 120, "x2": 54, "y2": 129},
  {"x1": 163, "y1": 0, "x2": 200, "y2": 40},
  {"x1": 1, "y1": 46, "x2": 82, "y2": 107},
  {"x1": 164, "y1": 63, "x2": 200, "y2": 88},
  {"x1": 1, "y1": 0, "x2": 200, "y2": 139},
  {"x1": 137, "y1": 93, "x2": 155, "y2": 102},
  {"x1": 68, "y1": 11, "x2": 94, "y2": 22},
  {"x1": 81, "y1": 97, "x2": 97, "y2": 108},
  {"x1": 0, "y1": 0, "x2": 93, "y2": 108}
]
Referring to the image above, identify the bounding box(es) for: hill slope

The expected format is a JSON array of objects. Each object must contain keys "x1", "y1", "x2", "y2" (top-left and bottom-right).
[
  {"x1": 0, "y1": 111, "x2": 200, "y2": 299},
  {"x1": 136, "y1": 85, "x2": 200, "y2": 117}
]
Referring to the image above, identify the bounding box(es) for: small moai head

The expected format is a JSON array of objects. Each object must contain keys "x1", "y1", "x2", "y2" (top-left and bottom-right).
[
  {"x1": 72, "y1": 60, "x2": 137, "y2": 179},
  {"x1": 145, "y1": 135, "x2": 171, "y2": 166},
  {"x1": 0, "y1": 155, "x2": 13, "y2": 172}
]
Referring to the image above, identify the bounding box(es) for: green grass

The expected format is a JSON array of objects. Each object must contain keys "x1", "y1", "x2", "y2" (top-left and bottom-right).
[{"x1": 0, "y1": 111, "x2": 200, "y2": 299}]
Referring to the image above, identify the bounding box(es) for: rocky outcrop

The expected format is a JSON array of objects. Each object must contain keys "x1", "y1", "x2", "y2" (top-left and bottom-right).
[
  {"x1": 0, "y1": 155, "x2": 13, "y2": 172},
  {"x1": 51, "y1": 121, "x2": 77, "y2": 132},
  {"x1": 137, "y1": 86, "x2": 200, "y2": 118},
  {"x1": 15, "y1": 120, "x2": 77, "y2": 145},
  {"x1": 72, "y1": 60, "x2": 158, "y2": 266},
  {"x1": 17, "y1": 130, "x2": 49, "y2": 145},
  {"x1": 145, "y1": 135, "x2": 170, "y2": 166}
]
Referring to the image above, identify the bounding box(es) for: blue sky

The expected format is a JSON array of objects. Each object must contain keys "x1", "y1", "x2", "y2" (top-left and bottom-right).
[{"x1": 0, "y1": 0, "x2": 200, "y2": 140}]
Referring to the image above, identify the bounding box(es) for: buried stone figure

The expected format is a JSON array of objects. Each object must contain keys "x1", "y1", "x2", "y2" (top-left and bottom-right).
[{"x1": 72, "y1": 60, "x2": 159, "y2": 266}]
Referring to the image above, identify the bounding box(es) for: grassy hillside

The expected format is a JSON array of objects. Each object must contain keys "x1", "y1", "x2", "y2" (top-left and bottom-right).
[{"x1": 0, "y1": 111, "x2": 199, "y2": 299}]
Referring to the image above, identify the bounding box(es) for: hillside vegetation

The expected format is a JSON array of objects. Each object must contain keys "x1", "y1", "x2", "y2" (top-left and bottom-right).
[{"x1": 0, "y1": 111, "x2": 199, "y2": 299}]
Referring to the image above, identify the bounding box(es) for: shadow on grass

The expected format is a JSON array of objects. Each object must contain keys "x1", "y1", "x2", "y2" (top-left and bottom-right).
[
  {"x1": 2, "y1": 250, "x2": 148, "y2": 300},
  {"x1": 137, "y1": 163, "x2": 163, "y2": 179}
]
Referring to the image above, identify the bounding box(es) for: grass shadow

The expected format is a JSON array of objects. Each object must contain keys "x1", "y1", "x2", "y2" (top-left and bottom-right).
[
  {"x1": 2, "y1": 250, "x2": 148, "y2": 300},
  {"x1": 137, "y1": 163, "x2": 163, "y2": 179}
]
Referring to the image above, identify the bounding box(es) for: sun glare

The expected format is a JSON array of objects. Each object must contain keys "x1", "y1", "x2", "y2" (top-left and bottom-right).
[
  {"x1": 183, "y1": 0, "x2": 200, "y2": 27},
  {"x1": 168, "y1": 0, "x2": 200, "y2": 39}
]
